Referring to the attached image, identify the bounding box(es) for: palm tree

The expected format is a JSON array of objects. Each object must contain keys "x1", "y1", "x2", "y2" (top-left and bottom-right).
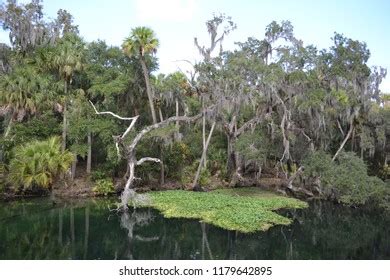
[
  {"x1": 122, "y1": 27, "x2": 159, "y2": 124},
  {"x1": 8, "y1": 136, "x2": 74, "y2": 190},
  {"x1": 0, "y1": 66, "x2": 48, "y2": 137},
  {"x1": 51, "y1": 33, "x2": 85, "y2": 151}
]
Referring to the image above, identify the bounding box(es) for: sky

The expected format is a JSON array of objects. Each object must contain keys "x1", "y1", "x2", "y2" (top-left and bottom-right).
[{"x1": 1, "y1": 0, "x2": 389, "y2": 92}]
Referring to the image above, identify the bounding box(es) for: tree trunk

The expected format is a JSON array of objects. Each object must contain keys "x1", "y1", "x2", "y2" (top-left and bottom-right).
[
  {"x1": 158, "y1": 107, "x2": 164, "y2": 122},
  {"x1": 202, "y1": 97, "x2": 207, "y2": 168},
  {"x1": 90, "y1": 102, "x2": 204, "y2": 210},
  {"x1": 86, "y1": 131, "x2": 92, "y2": 174},
  {"x1": 175, "y1": 98, "x2": 180, "y2": 140},
  {"x1": 192, "y1": 121, "x2": 216, "y2": 188},
  {"x1": 160, "y1": 151, "x2": 165, "y2": 186},
  {"x1": 158, "y1": 107, "x2": 165, "y2": 186},
  {"x1": 332, "y1": 119, "x2": 354, "y2": 161},
  {"x1": 140, "y1": 57, "x2": 157, "y2": 124},
  {"x1": 71, "y1": 158, "x2": 77, "y2": 180},
  {"x1": 226, "y1": 134, "x2": 237, "y2": 178},
  {"x1": 62, "y1": 81, "x2": 68, "y2": 152}
]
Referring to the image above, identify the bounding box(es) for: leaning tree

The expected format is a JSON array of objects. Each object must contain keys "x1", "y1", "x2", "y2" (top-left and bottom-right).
[{"x1": 89, "y1": 101, "x2": 210, "y2": 210}]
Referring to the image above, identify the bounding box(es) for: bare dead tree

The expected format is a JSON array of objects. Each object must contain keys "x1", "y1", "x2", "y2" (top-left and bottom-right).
[
  {"x1": 194, "y1": 14, "x2": 236, "y2": 61},
  {"x1": 194, "y1": 14, "x2": 236, "y2": 170},
  {"x1": 90, "y1": 101, "x2": 203, "y2": 210}
]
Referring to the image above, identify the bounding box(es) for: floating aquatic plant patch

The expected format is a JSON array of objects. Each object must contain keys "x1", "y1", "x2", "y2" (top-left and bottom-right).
[{"x1": 142, "y1": 188, "x2": 308, "y2": 233}]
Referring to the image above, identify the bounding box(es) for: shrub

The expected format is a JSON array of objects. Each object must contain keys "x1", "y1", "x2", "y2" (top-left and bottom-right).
[
  {"x1": 8, "y1": 137, "x2": 74, "y2": 190},
  {"x1": 92, "y1": 179, "x2": 115, "y2": 196},
  {"x1": 303, "y1": 151, "x2": 388, "y2": 207},
  {"x1": 302, "y1": 150, "x2": 334, "y2": 186},
  {"x1": 91, "y1": 169, "x2": 107, "y2": 181},
  {"x1": 181, "y1": 160, "x2": 211, "y2": 186},
  {"x1": 163, "y1": 142, "x2": 191, "y2": 180}
]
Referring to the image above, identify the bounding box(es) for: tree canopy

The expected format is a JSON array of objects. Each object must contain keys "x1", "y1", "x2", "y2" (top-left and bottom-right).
[{"x1": 0, "y1": 1, "x2": 389, "y2": 210}]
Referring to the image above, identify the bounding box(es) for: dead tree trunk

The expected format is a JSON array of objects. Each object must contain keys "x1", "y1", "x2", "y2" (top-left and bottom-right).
[
  {"x1": 158, "y1": 108, "x2": 165, "y2": 186},
  {"x1": 332, "y1": 118, "x2": 354, "y2": 161},
  {"x1": 192, "y1": 121, "x2": 216, "y2": 189},
  {"x1": 202, "y1": 97, "x2": 207, "y2": 168},
  {"x1": 275, "y1": 94, "x2": 290, "y2": 161},
  {"x1": 175, "y1": 98, "x2": 180, "y2": 140},
  {"x1": 90, "y1": 101, "x2": 203, "y2": 210}
]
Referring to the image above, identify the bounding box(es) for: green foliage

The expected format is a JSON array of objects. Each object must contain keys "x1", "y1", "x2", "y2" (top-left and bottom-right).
[
  {"x1": 0, "y1": 163, "x2": 5, "y2": 192},
  {"x1": 303, "y1": 151, "x2": 388, "y2": 207},
  {"x1": 199, "y1": 168, "x2": 211, "y2": 186},
  {"x1": 236, "y1": 129, "x2": 269, "y2": 163},
  {"x1": 146, "y1": 124, "x2": 178, "y2": 140},
  {"x1": 303, "y1": 150, "x2": 334, "y2": 185},
  {"x1": 331, "y1": 89, "x2": 349, "y2": 106},
  {"x1": 0, "y1": 2, "x2": 388, "y2": 215},
  {"x1": 51, "y1": 33, "x2": 85, "y2": 81},
  {"x1": 333, "y1": 153, "x2": 386, "y2": 206},
  {"x1": 181, "y1": 161, "x2": 211, "y2": 186},
  {"x1": 11, "y1": 113, "x2": 61, "y2": 142},
  {"x1": 92, "y1": 179, "x2": 115, "y2": 196},
  {"x1": 122, "y1": 27, "x2": 159, "y2": 58},
  {"x1": 0, "y1": 64, "x2": 54, "y2": 121},
  {"x1": 163, "y1": 142, "x2": 191, "y2": 180},
  {"x1": 142, "y1": 188, "x2": 307, "y2": 233},
  {"x1": 90, "y1": 169, "x2": 107, "y2": 181},
  {"x1": 8, "y1": 137, "x2": 74, "y2": 190}
]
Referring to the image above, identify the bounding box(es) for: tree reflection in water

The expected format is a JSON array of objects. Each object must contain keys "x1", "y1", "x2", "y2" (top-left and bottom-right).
[
  {"x1": 0, "y1": 198, "x2": 389, "y2": 259},
  {"x1": 120, "y1": 209, "x2": 159, "y2": 259}
]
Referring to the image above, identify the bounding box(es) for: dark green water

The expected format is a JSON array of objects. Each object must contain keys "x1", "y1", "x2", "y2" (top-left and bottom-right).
[{"x1": 0, "y1": 198, "x2": 389, "y2": 259}]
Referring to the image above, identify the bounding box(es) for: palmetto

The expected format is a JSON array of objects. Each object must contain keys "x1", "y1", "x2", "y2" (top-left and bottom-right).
[
  {"x1": 0, "y1": 67, "x2": 41, "y2": 120},
  {"x1": 8, "y1": 137, "x2": 74, "y2": 189},
  {"x1": 0, "y1": 66, "x2": 50, "y2": 137}
]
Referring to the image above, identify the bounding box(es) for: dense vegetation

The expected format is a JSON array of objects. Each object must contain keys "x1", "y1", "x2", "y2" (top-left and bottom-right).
[{"x1": 1, "y1": 1, "x2": 389, "y2": 212}]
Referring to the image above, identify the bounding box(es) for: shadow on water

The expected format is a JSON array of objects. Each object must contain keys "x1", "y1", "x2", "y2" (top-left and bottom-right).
[{"x1": 0, "y1": 198, "x2": 389, "y2": 259}]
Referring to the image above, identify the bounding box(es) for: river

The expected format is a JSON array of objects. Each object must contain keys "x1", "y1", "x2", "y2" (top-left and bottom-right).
[{"x1": 0, "y1": 197, "x2": 389, "y2": 259}]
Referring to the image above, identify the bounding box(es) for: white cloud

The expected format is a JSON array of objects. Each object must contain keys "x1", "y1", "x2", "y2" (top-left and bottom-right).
[{"x1": 135, "y1": 0, "x2": 197, "y2": 22}]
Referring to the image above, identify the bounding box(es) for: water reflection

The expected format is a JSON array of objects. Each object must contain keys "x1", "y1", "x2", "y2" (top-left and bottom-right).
[
  {"x1": 0, "y1": 198, "x2": 389, "y2": 259},
  {"x1": 119, "y1": 210, "x2": 159, "y2": 259}
]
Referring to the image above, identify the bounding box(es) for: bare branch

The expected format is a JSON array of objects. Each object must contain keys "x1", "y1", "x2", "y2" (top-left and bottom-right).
[
  {"x1": 121, "y1": 116, "x2": 139, "y2": 139},
  {"x1": 136, "y1": 157, "x2": 161, "y2": 165},
  {"x1": 332, "y1": 118, "x2": 354, "y2": 161},
  {"x1": 337, "y1": 119, "x2": 345, "y2": 137},
  {"x1": 129, "y1": 113, "x2": 203, "y2": 151},
  {"x1": 89, "y1": 100, "x2": 138, "y2": 121},
  {"x1": 236, "y1": 115, "x2": 265, "y2": 136}
]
